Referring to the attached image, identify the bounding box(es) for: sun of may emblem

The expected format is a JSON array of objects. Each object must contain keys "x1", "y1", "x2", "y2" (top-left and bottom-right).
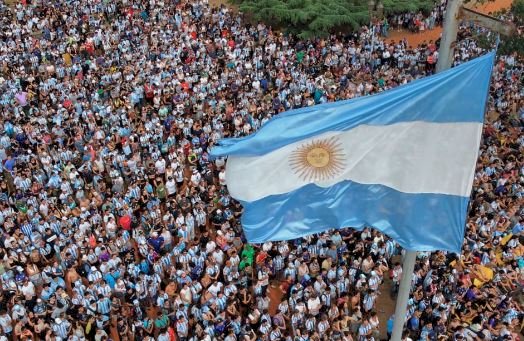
[{"x1": 289, "y1": 137, "x2": 346, "y2": 182}]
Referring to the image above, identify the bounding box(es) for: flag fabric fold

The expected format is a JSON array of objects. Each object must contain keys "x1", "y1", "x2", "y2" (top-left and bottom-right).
[{"x1": 211, "y1": 52, "x2": 495, "y2": 253}]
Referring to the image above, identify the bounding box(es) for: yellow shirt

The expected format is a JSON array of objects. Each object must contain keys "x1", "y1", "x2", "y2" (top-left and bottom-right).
[{"x1": 63, "y1": 53, "x2": 72, "y2": 66}]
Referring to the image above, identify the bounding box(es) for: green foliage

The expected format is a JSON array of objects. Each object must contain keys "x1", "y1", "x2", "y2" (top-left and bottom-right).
[
  {"x1": 512, "y1": 0, "x2": 524, "y2": 25},
  {"x1": 237, "y1": 0, "x2": 436, "y2": 38},
  {"x1": 497, "y1": 0, "x2": 524, "y2": 56},
  {"x1": 381, "y1": 0, "x2": 434, "y2": 15},
  {"x1": 498, "y1": 35, "x2": 524, "y2": 55}
]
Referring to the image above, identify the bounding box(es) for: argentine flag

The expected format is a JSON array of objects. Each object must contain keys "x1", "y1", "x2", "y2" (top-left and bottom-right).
[{"x1": 211, "y1": 52, "x2": 495, "y2": 253}]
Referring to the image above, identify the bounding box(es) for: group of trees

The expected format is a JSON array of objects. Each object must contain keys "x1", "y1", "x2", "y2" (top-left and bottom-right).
[
  {"x1": 234, "y1": 0, "x2": 523, "y2": 56},
  {"x1": 498, "y1": 0, "x2": 524, "y2": 55},
  {"x1": 473, "y1": 0, "x2": 524, "y2": 56},
  {"x1": 234, "y1": 0, "x2": 435, "y2": 38}
]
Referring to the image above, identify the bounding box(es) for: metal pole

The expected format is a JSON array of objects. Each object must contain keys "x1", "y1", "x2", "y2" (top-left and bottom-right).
[
  {"x1": 391, "y1": 3, "x2": 464, "y2": 339},
  {"x1": 436, "y1": 0, "x2": 464, "y2": 72},
  {"x1": 390, "y1": 250, "x2": 416, "y2": 341},
  {"x1": 368, "y1": 0, "x2": 375, "y2": 71},
  {"x1": 370, "y1": 23, "x2": 375, "y2": 71},
  {"x1": 389, "y1": 0, "x2": 511, "y2": 339}
]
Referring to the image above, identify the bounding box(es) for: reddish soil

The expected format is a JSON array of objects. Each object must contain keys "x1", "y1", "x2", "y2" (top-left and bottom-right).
[{"x1": 388, "y1": 0, "x2": 514, "y2": 47}]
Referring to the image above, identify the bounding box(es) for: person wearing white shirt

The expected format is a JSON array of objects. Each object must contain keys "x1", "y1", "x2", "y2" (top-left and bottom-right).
[
  {"x1": 212, "y1": 249, "x2": 225, "y2": 265},
  {"x1": 190, "y1": 169, "x2": 201, "y2": 185},
  {"x1": 155, "y1": 158, "x2": 166, "y2": 174},
  {"x1": 0, "y1": 311, "x2": 13, "y2": 336},
  {"x1": 307, "y1": 295, "x2": 321, "y2": 316},
  {"x1": 206, "y1": 240, "x2": 216, "y2": 254},
  {"x1": 218, "y1": 168, "x2": 226, "y2": 186},
  {"x1": 11, "y1": 304, "x2": 26, "y2": 322},
  {"x1": 166, "y1": 177, "x2": 177, "y2": 196},
  {"x1": 158, "y1": 331, "x2": 170, "y2": 341},
  {"x1": 208, "y1": 282, "x2": 223, "y2": 297},
  {"x1": 20, "y1": 280, "x2": 36, "y2": 301},
  {"x1": 174, "y1": 167, "x2": 185, "y2": 186}
]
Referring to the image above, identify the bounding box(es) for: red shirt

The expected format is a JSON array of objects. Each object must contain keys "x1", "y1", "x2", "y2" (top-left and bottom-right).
[
  {"x1": 119, "y1": 215, "x2": 132, "y2": 230},
  {"x1": 144, "y1": 84, "x2": 154, "y2": 99},
  {"x1": 183, "y1": 143, "x2": 191, "y2": 156},
  {"x1": 85, "y1": 42, "x2": 94, "y2": 54}
]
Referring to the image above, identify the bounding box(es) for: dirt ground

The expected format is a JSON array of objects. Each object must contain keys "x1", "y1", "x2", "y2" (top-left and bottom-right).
[
  {"x1": 388, "y1": 0, "x2": 514, "y2": 47},
  {"x1": 267, "y1": 275, "x2": 396, "y2": 339},
  {"x1": 208, "y1": 0, "x2": 514, "y2": 48},
  {"x1": 209, "y1": 0, "x2": 236, "y2": 9}
]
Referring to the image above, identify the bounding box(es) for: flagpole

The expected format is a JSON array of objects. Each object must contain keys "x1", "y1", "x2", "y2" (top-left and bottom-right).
[
  {"x1": 436, "y1": 0, "x2": 464, "y2": 72},
  {"x1": 390, "y1": 250, "x2": 416, "y2": 341},
  {"x1": 390, "y1": 1, "x2": 463, "y2": 340}
]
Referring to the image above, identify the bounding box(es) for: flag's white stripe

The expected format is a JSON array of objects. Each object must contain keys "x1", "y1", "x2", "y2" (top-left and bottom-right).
[{"x1": 225, "y1": 121, "x2": 482, "y2": 202}]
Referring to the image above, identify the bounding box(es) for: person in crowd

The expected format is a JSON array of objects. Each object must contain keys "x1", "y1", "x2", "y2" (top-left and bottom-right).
[{"x1": 0, "y1": 0, "x2": 522, "y2": 340}]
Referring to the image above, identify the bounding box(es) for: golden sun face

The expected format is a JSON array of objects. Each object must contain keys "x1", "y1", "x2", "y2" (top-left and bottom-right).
[{"x1": 289, "y1": 137, "x2": 346, "y2": 182}]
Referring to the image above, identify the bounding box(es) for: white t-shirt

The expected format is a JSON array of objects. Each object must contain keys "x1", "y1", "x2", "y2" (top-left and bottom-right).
[
  {"x1": 20, "y1": 282, "x2": 36, "y2": 299},
  {"x1": 307, "y1": 297, "x2": 321, "y2": 314},
  {"x1": 215, "y1": 157, "x2": 225, "y2": 168},
  {"x1": 212, "y1": 249, "x2": 225, "y2": 265},
  {"x1": 166, "y1": 179, "x2": 177, "y2": 195},
  {"x1": 158, "y1": 333, "x2": 170, "y2": 341},
  {"x1": 0, "y1": 314, "x2": 12, "y2": 332},
  {"x1": 206, "y1": 241, "x2": 216, "y2": 253},
  {"x1": 208, "y1": 282, "x2": 223, "y2": 297},
  {"x1": 175, "y1": 169, "x2": 184, "y2": 182},
  {"x1": 155, "y1": 159, "x2": 166, "y2": 174},
  {"x1": 190, "y1": 172, "x2": 201, "y2": 185},
  {"x1": 218, "y1": 170, "x2": 226, "y2": 186}
]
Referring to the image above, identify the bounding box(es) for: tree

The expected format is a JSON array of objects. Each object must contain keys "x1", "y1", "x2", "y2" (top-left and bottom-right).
[
  {"x1": 236, "y1": 0, "x2": 436, "y2": 39},
  {"x1": 497, "y1": 0, "x2": 524, "y2": 56},
  {"x1": 512, "y1": 0, "x2": 524, "y2": 22},
  {"x1": 381, "y1": 0, "x2": 434, "y2": 15}
]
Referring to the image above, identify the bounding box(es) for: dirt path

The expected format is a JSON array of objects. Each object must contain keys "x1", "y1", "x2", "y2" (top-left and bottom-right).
[
  {"x1": 388, "y1": 0, "x2": 514, "y2": 47},
  {"x1": 376, "y1": 279, "x2": 396, "y2": 338},
  {"x1": 267, "y1": 277, "x2": 396, "y2": 339},
  {"x1": 209, "y1": 0, "x2": 513, "y2": 47},
  {"x1": 209, "y1": 0, "x2": 237, "y2": 9}
]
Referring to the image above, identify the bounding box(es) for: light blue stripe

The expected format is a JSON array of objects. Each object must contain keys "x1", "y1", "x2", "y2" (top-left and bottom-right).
[
  {"x1": 239, "y1": 180, "x2": 468, "y2": 253},
  {"x1": 211, "y1": 52, "x2": 494, "y2": 157}
]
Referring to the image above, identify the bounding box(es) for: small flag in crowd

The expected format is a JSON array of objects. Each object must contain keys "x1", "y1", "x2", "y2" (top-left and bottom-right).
[{"x1": 211, "y1": 52, "x2": 495, "y2": 253}]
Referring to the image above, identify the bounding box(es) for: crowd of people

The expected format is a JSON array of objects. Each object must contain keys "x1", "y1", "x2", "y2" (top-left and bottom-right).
[
  {"x1": 372, "y1": 0, "x2": 447, "y2": 37},
  {"x1": 0, "y1": 0, "x2": 522, "y2": 340}
]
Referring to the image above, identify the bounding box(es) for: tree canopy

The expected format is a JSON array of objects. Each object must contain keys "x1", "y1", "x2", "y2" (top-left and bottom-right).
[
  {"x1": 236, "y1": 0, "x2": 436, "y2": 39},
  {"x1": 496, "y1": 0, "x2": 524, "y2": 56}
]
